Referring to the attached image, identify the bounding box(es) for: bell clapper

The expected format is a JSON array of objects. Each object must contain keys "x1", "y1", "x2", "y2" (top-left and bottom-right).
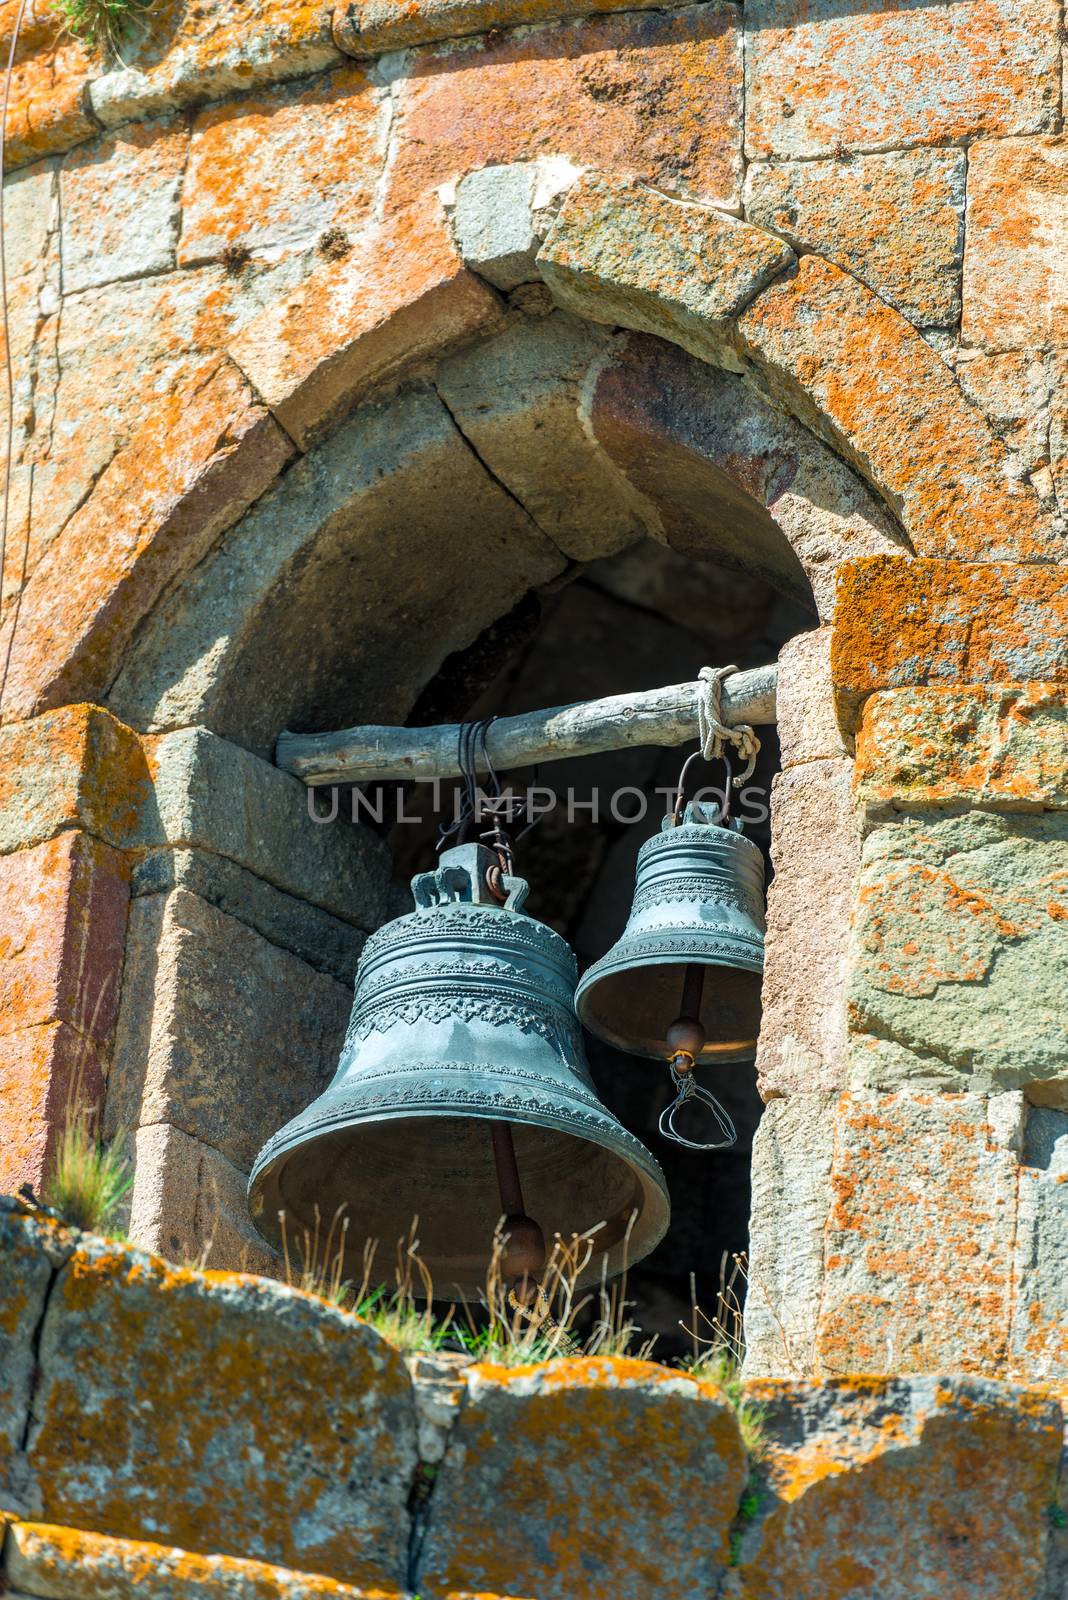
[
  {"x1": 489, "y1": 1122, "x2": 547, "y2": 1310},
  {"x1": 659, "y1": 961, "x2": 739, "y2": 1152}
]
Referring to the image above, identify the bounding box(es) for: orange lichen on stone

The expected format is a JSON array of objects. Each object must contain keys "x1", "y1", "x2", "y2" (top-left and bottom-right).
[
  {"x1": 0, "y1": 704, "x2": 151, "y2": 858},
  {"x1": 227, "y1": 191, "x2": 503, "y2": 447},
  {"x1": 6, "y1": 1520, "x2": 406, "y2": 1597},
  {"x1": 0, "y1": 1023, "x2": 104, "y2": 1195},
  {"x1": 831, "y1": 557, "x2": 1068, "y2": 730},
  {"x1": 385, "y1": 4, "x2": 743, "y2": 214},
  {"x1": 854, "y1": 684, "x2": 1068, "y2": 814},
  {"x1": 963, "y1": 136, "x2": 1068, "y2": 352},
  {"x1": 0, "y1": 355, "x2": 293, "y2": 722},
  {"x1": 737, "y1": 257, "x2": 1057, "y2": 562},
  {"x1": 334, "y1": 0, "x2": 687, "y2": 52},
  {"x1": 179, "y1": 66, "x2": 386, "y2": 265},
  {"x1": 0, "y1": 0, "x2": 96, "y2": 169}
]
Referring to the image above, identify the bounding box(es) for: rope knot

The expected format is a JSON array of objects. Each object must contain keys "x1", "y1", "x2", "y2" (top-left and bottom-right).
[{"x1": 695, "y1": 666, "x2": 760, "y2": 786}]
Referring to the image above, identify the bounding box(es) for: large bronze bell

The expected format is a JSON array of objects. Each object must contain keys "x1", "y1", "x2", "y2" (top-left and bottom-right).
[
  {"x1": 575, "y1": 801, "x2": 766, "y2": 1067},
  {"x1": 248, "y1": 842, "x2": 669, "y2": 1297}
]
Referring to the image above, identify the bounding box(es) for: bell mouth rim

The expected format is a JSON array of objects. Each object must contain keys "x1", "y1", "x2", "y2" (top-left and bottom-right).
[{"x1": 575, "y1": 946, "x2": 764, "y2": 1062}]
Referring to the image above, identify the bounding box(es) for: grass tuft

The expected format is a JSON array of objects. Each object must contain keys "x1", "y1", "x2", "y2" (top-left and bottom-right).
[
  {"x1": 50, "y1": 0, "x2": 157, "y2": 59},
  {"x1": 43, "y1": 1109, "x2": 132, "y2": 1235}
]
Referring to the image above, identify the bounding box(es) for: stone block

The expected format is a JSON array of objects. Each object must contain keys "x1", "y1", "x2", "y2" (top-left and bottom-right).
[
  {"x1": 744, "y1": 149, "x2": 966, "y2": 329},
  {"x1": 88, "y1": 0, "x2": 342, "y2": 128},
  {"x1": 228, "y1": 193, "x2": 502, "y2": 448},
  {"x1": 178, "y1": 67, "x2": 384, "y2": 267},
  {"x1": 540, "y1": 173, "x2": 792, "y2": 374},
  {"x1": 387, "y1": 5, "x2": 743, "y2": 214},
  {"x1": 335, "y1": 0, "x2": 679, "y2": 52},
  {"x1": 963, "y1": 136, "x2": 1068, "y2": 352},
  {"x1": 1011, "y1": 1108, "x2": 1068, "y2": 1378},
  {"x1": 415, "y1": 1358, "x2": 745, "y2": 1599},
  {"x1": 832, "y1": 557, "x2": 1068, "y2": 730},
  {"x1": 0, "y1": 1203, "x2": 71, "y2": 1511},
  {"x1": 737, "y1": 256, "x2": 1058, "y2": 563},
  {"x1": 0, "y1": 11, "x2": 96, "y2": 170},
  {"x1": 744, "y1": 0, "x2": 1060, "y2": 159},
  {"x1": 1051, "y1": 349, "x2": 1068, "y2": 521},
  {"x1": 847, "y1": 812, "x2": 1068, "y2": 1104},
  {"x1": 735, "y1": 1375, "x2": 1063, "y2": 1597},
  {"x1": 0, "y1": 355, "x2": 294, "y2": 723},
  {"x1": 5, "y1": 1522, "x2": 394, "y2": 1599},
  {"x1": 2, "y1": 158, "x2": 59, "y2": 285},
  {"x1": 0, "y1": 706, "x2": 149, "y2": 860},
  {"x1": 434, "y1": 310, "x2": 652, "y2": 560},
  {"x1": 131, "y1": 849, "x2": 366, "y2": 986},
  {"x1": 756, "y1": 761, "x2": 857, "y2": 1098},
  {"x1": 126, "y1": 1122, "x2": 279, "y2": 1277},
  {"x1": 854, "y1": 684, "x2": 1068, "y2": 820},
  {"x1": 28, "y1": 1233, "x2": 416, "y2": 1586},
  {"x1": 815, "y1": 1091, "x2": 1024, "y2": 1374},
  {"x1": 107, "y1": 889, "x2": 352, "y2": 1174},
  {"x1": 60, "y1": 118, "x2": 188, "y2": 295},
  {"x1": 0, "y1": 1024, "x2": 106, "y2": 1198},
  {"x1": 108, "y1": 384, "x2": 564, "y2": 752},
  {"x1": 955, "y1": 349, "x2": 1055, "y2": 478},
  {"x1": 743, "y1": 1095, "x2": 836, "y2": 1381},
  {"x1": 136, "y1": 727, "x2": 388, "y2": 928},
  {"x1": 775, "y1": 628, "x2": 847, "y2": 768},
  {"x1": 452, "y1": 163, "x2": 542, "y2": 290},
  {"x1": 0, "y1": 832, "x2": 129, "y2": 1045}
]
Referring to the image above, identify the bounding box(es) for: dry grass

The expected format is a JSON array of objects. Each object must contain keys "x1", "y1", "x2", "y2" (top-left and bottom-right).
[
  {"x1": 43, "y1": 1108, "x2": 132, "y2": 1234},
  {"x1": 278, "y1": 1204, "x2": 353, "y2": 1306}
]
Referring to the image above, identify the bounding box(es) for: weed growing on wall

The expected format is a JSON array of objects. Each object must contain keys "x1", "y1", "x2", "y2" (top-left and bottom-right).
[
  {"x1": 51, "y1": 0, "x2": 157, "y2": 60},
  {"x1": 43, "y1": 1110, "x2": 132, "y2": 1234}
]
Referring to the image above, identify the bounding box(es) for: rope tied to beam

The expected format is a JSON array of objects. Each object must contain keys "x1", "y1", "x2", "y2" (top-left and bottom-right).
[{"x1": 695, "y1": 665, "x2": 761, "y2": 786}]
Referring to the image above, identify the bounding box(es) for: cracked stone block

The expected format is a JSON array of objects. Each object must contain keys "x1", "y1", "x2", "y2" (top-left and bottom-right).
[
  {"x1": 435, "y1": 310, "x2": 652, "y2": 560},
  {"x1": 178, "y1": 66, "x2": 385, "y2": 266},
  {"x1": 126, "y1": 1122, "x2": 279, "y2": 1277},
  {"x1": 1011, "y1": 1108, "x2": 1068, "y2": 1379},
  {"x1": 735, "y1": 1375, "x2": 1063, "y2": 1597},
  {"x1": 745, "y1": 0, "x2": 1060, "y2": 159},
  {"x1": 0, "y1": 1202, "x2": 72, "y2": 1511},
  {"x1": 416, "y1": 1358, "x2": 745, "y2": 1600},
  {"x1": 405, "y1": 1351, "x2": 469, "y2": 1465},
  {"x1": 757, "y1": 760, "x2": 857, "y2": 1097},
  {"x1": 816, "y1": 1090, "x2": 1025, "y2": 1375},
  {"x1": 540, "y1": 172, "x2": 792, "y2": 374},
  {"x1": 60, "y1": 117, "x2": 188, "y2": 295},
  {"x1": 386, "y1": 5, "x2": 744, "y2": 215},
  {"x1": 107, "y1": 889, "x2": 352, "y2": 1175},
  {"x1": 745, "y1": 149, "x2": 966, "y2": 329},
  {"x1": 955, "y1": 350, "x2": 1055, "y2": 478},
  {"x1": 847, "y1": 811, "x2": 1068, "y2": 1103},
  {"x1": 452, "y1": 163, "x2": 541, "y2": 290},
  {"x1": 963, "y1": 136, "x2": 1068, "y2": 352},
  {"x1": 26, "y1": 1232, "x2": 416, "y2": 1587}
]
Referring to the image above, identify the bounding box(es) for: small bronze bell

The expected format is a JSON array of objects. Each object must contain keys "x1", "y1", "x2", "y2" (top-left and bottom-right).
[
  {"x1": 248, "y1": 842, "x2": 669, "y2": 1297},
  {"x1": 575, "y1": 800, "x2": 766, "y2": 1066}
]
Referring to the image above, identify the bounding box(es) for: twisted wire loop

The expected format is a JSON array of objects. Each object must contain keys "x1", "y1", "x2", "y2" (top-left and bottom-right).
[
  {"x1": 658, "y1": 1067, "x2": 738, "y2": 1151},
  {"x1": 507, "y1": 1283, "x2": 581, "y2": 1354},
  {"x1": 695, "y1": 665, "x2": 761, "y2": 787}
]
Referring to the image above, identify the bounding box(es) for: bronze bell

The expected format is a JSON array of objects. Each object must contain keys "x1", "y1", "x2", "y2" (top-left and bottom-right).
[
  {"x1": 575, "y1": 801, "x2": 766, "y2": 1067},
  {"x1": 248, "y1": 842, "x2": 669, "y2": 1297}
]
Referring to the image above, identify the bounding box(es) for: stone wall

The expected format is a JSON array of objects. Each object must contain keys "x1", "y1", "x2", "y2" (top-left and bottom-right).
[
  {"x1": 0, "y1": 0, "x2": 1065, "y2": 1387},
  {"x1": 1, "y1": 1200, "x2": 1066, "y2": 1600}
]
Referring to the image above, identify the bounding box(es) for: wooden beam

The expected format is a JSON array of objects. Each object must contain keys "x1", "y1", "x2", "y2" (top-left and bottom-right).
[{"x1": 276, "y1": 664, "x2": 777, "y2": 785}]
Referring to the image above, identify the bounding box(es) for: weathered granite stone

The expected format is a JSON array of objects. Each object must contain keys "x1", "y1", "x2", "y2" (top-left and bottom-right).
[
  {"x1": 757, "y1": 761, "x2": 857, "y2": 1098},
  {"x1": 540, "y1": 173, "x2": 792, "y2": 374},
  {"x1": 816, "y1": 1090, "x2": 1025, "y2": 1374},
  {"x1": 109, "y1": 384, "x2": 564, "y2": 754},
  {"x1": 434, "y1": 311, "x2": 652, "y2": 559},
  {"x1": 126, "y1": 1122, "x2": 278, "y2": 1277},
  {"x1": 27, "y1": 1234, "x2": 416, "y2": 1586},
  {"x1": 854, "y1": 684, "x2": 1068, "y2": 821},
  {"x1": 178, "y1": 67, "x2": 385, "y2": 267},
  {"x1": 734, "y1": 1375, "x2": 1064, "y2": 1597},
  {"x1": 386, "y1": 6, "x2": 744, "y2": 215},
  {"x1": 737, "y1": 256, "x2": 1058, "y2": 563},
  {"x1": 745, "y1": 150, "x2": 966, "y2": 329},
  {"x1": 832, "y1": 557, "x2": 1068, "y2": 730},
  {"x1": 106, "y1": 889, "x2": 351, "y2": 1173},
  {"x1": 0, "y1": 1203, "x2": 72, "y2": 1511},
  {"x1": 227, "y1": 193, "x2": 503, "y2": 449},
  {"x1": 452, "y1": 163, "x2": 542, "y2": 290},
  {"x1": 775, "y1": 629, "x2": 849, "y2": 768},
  {"x1": 744, "y1": 0, "x2": 1060, "y2": 159},
  {"x1": 955, "y1": 349, "x2": 1056, "y2": 478},
  {"x1": 0, "y1": 1025, "x2": 106, "y2": 1197},
  {"x1": 5, "y1": 1522, "x2": 394, "y2": 1599},
  {"x1": 87, "y1": 0, "x2": 343, "y2": 128},
  {"x1": 963, "y1": 135, "x2": 1068, "y2": 352},
  {"x1": 334, "y1": 0, "x2": 683, "y2": 52},
  {"x1": 847, "y1": 812, "x2": 1068, "y2": 1102},
  {"x1": 416, "y1": 1358, "x2": 745, "y2": 1599},
  {"x1": 1, "y1": 10, "x2": 96, "y2": 170},
  {"x1": 60, "y1": 119, "x2": 188, "y2": 295},
  {"x1": 131, "y1": 849, "x2": 366, "y2": 985},
  {"x1": 405, "y1": 1351, "x2": 469, "y2": 1465},
  {"x1": 3, "y1": 158, "x2": 59, "y2": 285},
  {"x1": 743, "y1": 1096, "x2": 836, "y2": 1381},
  {"x1": 1011, "y1": 1108, "x2": 1068, "y2": 1377},
  {"x1": 1050, "y1": 348, "x2": 1068, "y2": 521},
  {"x1": 135, "y1": 727, "x2": 388, "y2": 928}
]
